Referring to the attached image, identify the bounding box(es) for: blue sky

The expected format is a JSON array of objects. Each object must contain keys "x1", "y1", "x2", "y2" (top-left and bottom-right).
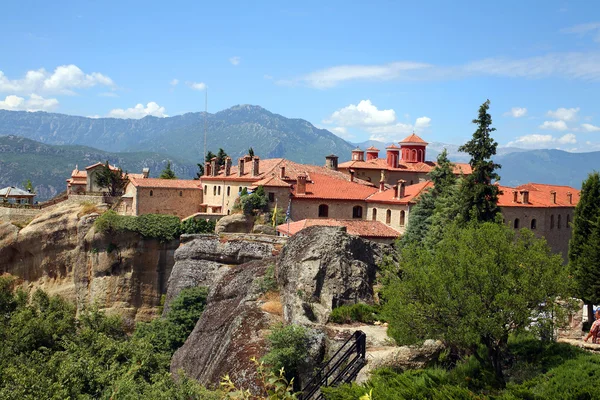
[{"x1": 1, "y1": 0, "x2": 600, "y2": 151}]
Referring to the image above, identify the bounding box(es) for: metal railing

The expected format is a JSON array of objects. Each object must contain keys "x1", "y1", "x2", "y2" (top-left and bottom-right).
[{"x1": 300, "y1": 330, "x2": 367, "y2": 400}]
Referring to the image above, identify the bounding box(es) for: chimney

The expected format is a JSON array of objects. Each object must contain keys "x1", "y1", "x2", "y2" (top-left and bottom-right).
[
  {"x1": 398, "y1": 180, "x2": 406, "y2": 198},
  {"x1": 204, "y1": 162, "x2": 211, "y2": 177},
  {"x1": 238, "y1": 158, "x2": 245, "y2": 176},
  {"x1": 550, "y1": 190, "x2": 556, "y2": 204},
  {"x1": 366, "y1": 147, "x2": 379, "y2": 161},
  {"x1": 142, "y1": 167, "x2": 149, "y2": 178},
  {"x1": 210, "y1": 157, "x2": 217, "y2": 177},
  {"x1": 349, "y1": 169, "x2": 355, "y2": 182},
  {"x1": 520, "y1": 190, "x2": 529, "y2": 204},
  {"x1": 325, "y1": 154, "x2": 339, "y2": 170},
  {"x1": 252, "y1": 156, "x2": 260, "y2": 176},
  {"x1": 512, "y1": 190, "x2": 518, "y2": 203},
  {"x1": 567, "y1": 191, "x2": 573, "y2": 204},
  {"x1": 280, "y1": 166, "x2": 286, "y2": 179},
  {"x1": 296, "y1": 174, "x2": 307, "y2": 195},
  {"x1": 224, "y1": 157, "x2": 232, "y2": 176},
  {"x1": 379, "y1": 180, "x2": 385, "y2": 192}
]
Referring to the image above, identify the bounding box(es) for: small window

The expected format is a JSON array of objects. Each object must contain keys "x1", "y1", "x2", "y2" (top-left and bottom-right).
[
  {"x1": 558, "y1": 214, "x2": 562, "y2": 229},
  {"x1": 386, "y1": 209, "x2": 391, "y2": 224},
  {"x1": 400, "y1": 210, "x2": 406, "y2": 226},
  {"x1": 150, "y1": 190, "x2": 153, "y2": 197},
  {"x1": 566, "y1": 214, "x2": 571, "y2": 228},
  {"x1": 514, "y1": 218, "x2": 520, "y2": 229},
  {"x1": 410, "y1": 180, "x2": 414, "y2": 185},
  {"x1": 227, "y1": 186, "x2": 231, "y2": 196},
  {"x1": 213, "y1": 186, "x2": 217, "y2": 196},
  {"x1": 204, "y1": 185, "x2": 207, "y2": 192},
  {"x1": 318, "y1": 204, "x2": 329, "y2": 218},
  {"x1": 550, "y1": 214, "x2": 555, "y2": 229},
  {"x1": 531, "y1": 218, "x2": 537, "y2": 230},
  {"x1": 268, "y1": 192, "x2": 275, "y2": 202},
  {"x1": 372, "y1": 208, "x2": 377, "y2": 221},
  {"x1": 218, "y1": 186, "x2": 221, "y2": 195},
  {"x1": 352, "y1": 205, "x2": 363, "y2": 219},
  {"x1": 238, "y1": 186, "x2": 242, "y2": 193}
]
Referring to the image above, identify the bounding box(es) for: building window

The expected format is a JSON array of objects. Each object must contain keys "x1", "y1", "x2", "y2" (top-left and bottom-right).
[
  {"x1": 318, "y1": 204, "x2": 329, "y2": 218},
  {"x1": 352, "y1": 205, "x2": 363, "y2": 219},
  {"x1": 213, "y1": 186, "x2": 217, "y2": 196},
  {"x1": 550, "y1": 214, "x2": 554, "y2": 229},
  {"x1": 149, "y1": 190, "x2": 153, "y2": 197},
  {"x1": 514, "y1": 218, "x2": 520, "y2": 229},
  {"x1": 268, "y1": 192, "x2": 275, "y2": 202},
  {"x1": 179, "y1": 191, "x2": 182, "y2": 197},
  {"x1": 531, "y1": 218, "x2": 536, "y2": 230},
  {"x1": 372, "y1": 208, "x2": 377, "y2": 221},
  {"x1": 204, "y1": 185, "x2": 207, "y2": 193},
  {"x1": 386, "y1": 209, "x2": 391, "y2": 224},
  {"x1": 558, "y1": 214, "x2": 561, "y2": 229},
  {"x1": 218, "y1": 186, "x2": 221, "y2": 195},
  {"x1": 400, "y1": 210, "x2": 406, "y2": 226},
  {"x1": 566, "y1": 214, "x2": 571, "y2": 228},
  {"x1": 238, "y1": 186, "x2": 242, "y2": 193},
  {"x1": 227, "y1": 186, "x2": 231, "y2": 196}
]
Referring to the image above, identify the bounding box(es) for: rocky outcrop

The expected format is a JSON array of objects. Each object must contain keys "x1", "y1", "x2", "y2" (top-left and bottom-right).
[
  {"x1": 171, "y1": 259, "x2": 281, "y2": 392},
  {"x1": 278, "y1": 226, "x2": 388, "y2": 325},
  {"x1": 252, "y1": 224, "x2": 276, "y2": 235},
  {"x1": 215, "y1": 214, "x2": 254, "y2": 234},
  {"x1": 0, "y1": 203, "x2": 178, "y2": 323}
]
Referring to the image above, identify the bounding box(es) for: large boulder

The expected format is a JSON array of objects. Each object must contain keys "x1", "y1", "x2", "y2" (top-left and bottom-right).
[
  {"x1": 215, "y1": 214, "x2": 254, "y2": 234},
  {"x1": 278, "y1": 226, "x2": 388, "y2": 325},
  {"x1": 252, "y1": 224, "x2": 276, "y2": 235},
  {"x1": 171, "y1": 259, "x2": 281, "y2": 392}
]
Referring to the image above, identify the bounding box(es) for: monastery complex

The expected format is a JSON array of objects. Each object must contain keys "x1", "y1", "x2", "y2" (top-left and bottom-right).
[{"x1": 61, "y1": 133, "x2": 580, "y2": 260}]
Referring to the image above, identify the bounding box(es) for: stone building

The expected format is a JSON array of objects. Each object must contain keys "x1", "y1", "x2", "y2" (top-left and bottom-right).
[
  {"x1": 498, "y1": 183, "x2": 580, "y2": 262},
  {"x1": 66, "y1": 162, "x2": 138, "y2": 195},
  {"x1": 276, "y1": 218, "x2": 400, "y2": 244},
  {"x1": 338, "y1": 133, "x2": 471, "y2": 186},
  {"x1": 0, "y1": 186, "x2": 36, "y2": 205}
]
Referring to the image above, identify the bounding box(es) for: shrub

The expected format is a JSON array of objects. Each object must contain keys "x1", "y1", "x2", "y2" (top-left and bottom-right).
[
  {"x1": 329, "y1": 303, "x2": 381, "y2": 324},
  {"x1": 180, "y1": 217, "x2": 215, "y2": 234},
  {"x1": 94, "y1": 211, "x2": 181, "y2": 242},
  {"x1": 257, "y1": 264, "x2": 277, "y2": 293},
  {"x1": 262, "y1": 323, "x2": 310, "y2": 383}
]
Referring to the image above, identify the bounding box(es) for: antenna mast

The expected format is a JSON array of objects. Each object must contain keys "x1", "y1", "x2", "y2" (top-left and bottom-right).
[{"x1": 203, "y1": 87, "x2": 207, "y2": 163}]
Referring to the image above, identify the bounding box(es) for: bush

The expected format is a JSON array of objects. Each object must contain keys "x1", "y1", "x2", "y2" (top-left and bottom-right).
[
  {"x1": 240, "y1": 186, "x2": 268, "y2": 216},
  {"x1": 262, "y1": 323, "x2": 311, "y2": 383},
  {"x1": 329, "y1": 303, "x2": 381, "y2": 324},
  {"x1": 180, "y1": 217, "x2": 215, "y2": 234},
  {"x1": 257, "y1": 264, "x2": 278, "y2": 293}
]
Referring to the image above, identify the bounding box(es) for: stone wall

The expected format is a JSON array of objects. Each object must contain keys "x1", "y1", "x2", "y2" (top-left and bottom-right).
[
  {"x1": 365, "y1": 202, "x2": 408, "y2": 234},
  {"x1": 340, "y1": 167, "x2": 427, "y2": 186},
  {"x1": 131, "y1": 186, "x2": 202, "y2": 219},
  {"x1": 0, "y1": 206, "x2": 42, "y2": 225}
]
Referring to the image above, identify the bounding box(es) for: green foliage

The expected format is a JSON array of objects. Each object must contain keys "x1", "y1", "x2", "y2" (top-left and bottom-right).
[
  {"x1": 95, "y1": 160, "x2": 128, "y2": 196},
  {"x1": 384, "y1": 221, "x2": 572, "y2": 386},
  {"x1": 180, "y1": 217, "x2": 216, "y2": 234},
  {"x1": 329, "y1": 303, "x2": 381, "y2": 324},
  {"x1": 94, "y1": 211, "x2": 183, "y2": 242},
  {"x1": 220, "y1": 357, "x2": 297, "y2": 399},
  {"x1": 262, "y1": 324, "x2": 311, "y2": 383},
  {"x1": 248, "y1": 147, "x2": 255, "y2": 157},
  {"x1": 22, "y1": 179, "x2": 34, "y2": 193},
  {"x1": 216, "y1": 148, "x2": 229, "y2": 168},
  {"x1": 159, "y1": 160, "x2": 177, "y2": 179},
  {"x1": 257, "y1": 264, "x2": 278, "y2": 293},
  {"x1": 569, "y1": 171, "x2": 600, "y2": 307},
  {"x1": 241, "y1": 185, "x2": 269, "y2": 216},
  {"x1": 457, "y1": 99, "x2": 501, "y2": 223},
  {"x1": 194, "y1": 163, "x2": 204, "y2": 179}
]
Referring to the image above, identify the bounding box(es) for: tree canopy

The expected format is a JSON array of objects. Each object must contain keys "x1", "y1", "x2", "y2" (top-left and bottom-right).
[
  {"x1": 94, "y1": 161, "x2": 128, "y2": 196},
  {"x1": 159, "y1": 161, "x2": 177, "y2": 179}
]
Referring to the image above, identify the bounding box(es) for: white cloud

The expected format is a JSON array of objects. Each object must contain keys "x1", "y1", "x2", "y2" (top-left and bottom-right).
[
  {"x1": 415, "y1": 116, "x2": 431, "y2": 130},
  {"x1": 581, "y1": 123, "x2": 600, "y2": 132},
  {"x1": 507, "y1": 133, "x2": 577, "y2": 148},
  {"x1": 329, "y1": 126, "x2": 355, "y2": 140},
  {"x1": 187, "y1": 81, "x2": 206, "y2": 91},
  {"x1": 170, "y1": 79, "x2": 179, "y2": 86},
  {"x1": 108, "y1": 102, "x2": 167, "y2": 119},
  {"x1": 547, "y1": 107, "x2": 579, "y2": 121},
  {"x1": 539, "y1": 120, "x2": 568, "y2": 131},
  {"x1": 560, "y1": 22, "x2": 600, "y2": 42},
  {"x1": 87, "y1": 115, "x2": 101, "y2": 119},
  {"x1": 229, "y1": 56, "x2": 241, "y2": 66},
  {"x1": 325, "y1": 100, "x2": 396, "y2": 127},
  {"x1": 0, "y1": 65, "x2": 115, "y2": 96},
  {"x1": 367, "y1": 117, "x2": 431, "y2": 142},
  {"x1": 504, "y1": 107, "x2": 528, "y2": 118},
  {"x1": 0, "y1": 94, "x2": 59, "y2": 111}
]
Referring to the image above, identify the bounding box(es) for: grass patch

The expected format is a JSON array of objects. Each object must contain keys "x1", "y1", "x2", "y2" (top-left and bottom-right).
[{"x1": 77, "y1": 201, "x2": 101, "y2": 218}]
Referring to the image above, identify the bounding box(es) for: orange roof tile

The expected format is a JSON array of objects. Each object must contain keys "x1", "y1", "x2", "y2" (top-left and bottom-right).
[
  {"x1": 85, "y1": 162, "x2": 120, "y2": 171},
  {"x1": 251, "y1": 174, "x2": 291, "y2": 188},
  {"x1": 276, "y1": 219, "x2": 400, "y2": 238},
  {"x1": 386, "y1": 144, "x2": 400, "y2": 149},
  {"x1": 497, "y1": 183, "x2": 580, "y2": 208},
  {"x1": 292, "y1": 172, "x2": 378, "y2": 200},
  {"x1": 366, "y1": 146, "x2": 380, "y2": 151},
  {"x1": 366, "y1": 180, "x2": 433, "y2": 204},
  {"x1": 400, "y1": 133, "x2": 428, "y2": 144},
  {"x1": 128, "y1": 176, "x2": 202, "y2": 189},
  {"x1": 338, "y1": 158, "x2": 472, "y2": 175}
]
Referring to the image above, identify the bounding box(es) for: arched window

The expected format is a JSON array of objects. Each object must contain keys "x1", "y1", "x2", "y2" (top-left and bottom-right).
[
  {"x1": 204, "y1": 185, "x2": 207, "y2": 193},
  {"x1": 318, "y1": 204, "x2": 329, "y2": 218},
  {"x1": 418, "y1": 149, "x2": 424, "y2": 162},
  {"x1": 227, "y1": 186, "x2": 231, "y2": 196},
  {"x1": 386, "y1": 209, "x2": 391, "y2": 224},
  {"x1": 149, "y1": 190, "x2": 153, "y2": 197},
  {"x1": 566, "y1": 214, "x2": 571, "y2": 228},
  {"x1": 514, "y1": 218, "x2": 520, "y2": 229},
  {"x1": 238, "y1": 186, "x2": 242, "y2": 193},
  {"x1": 400, "y1": 210, "x2": 406, "y2": 226},
  {"x1": 218, "y1": 186, "x2": 221, "y2": 195},
  {"x1": 372, "y1": 208, "x2": 377, "y2": 220},
  {"x1": 179, "y1": 191, "x2": 183, "y2": 197},
  {"x1": 558, "y1": 214, "x2": 562, "y2": 229},
  {"x1": 411, "y1": 149, "x2": 417, "y2": 161},
  {"x1": 531, "y1": 218, "x2": 537, "y2": 230},
  {"x1": 352, "y1": 205, "x2": 363, "y2": 219},
  {"x1": 550, "y1": 214, "x2": 555, "y2": 229},
  {"x1": 213, "y1": 186, "x2": 217, "y2": 196}
]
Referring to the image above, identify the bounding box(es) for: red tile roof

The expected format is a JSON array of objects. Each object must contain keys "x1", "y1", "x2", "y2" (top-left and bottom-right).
[
  {"x1": 386, "y1": 144, "x2": 400, "y2": 149},
  {"x1": 497, "y1": 183, "x2": 580, "y2": 208},
  {"x1": 85, "y1": 162, "x2": 120, "y2": 171},
  {"x1": 251, "y1": 174, "x2": 291, "y2": 188},
  {"x1": 292, "y1": 172, "x2": 378, "y2": 200},
  {"x1": 400, "y1": 133, "x2": 428, "y2": 144},
  {"x1": 366, "y1": 146, "x2": 380, "y2": 151},
  {"x1": 366, "y1": 180, "x2": 433, "y2": 204},
  {"x1": 128, "y1": 176, "x2": 202, "y2": 189},
  {"x1": 338, "y1": 158, "x2": 472, "y2": 175},
  {"x1": 276, "y1": 219, "x2": 400, "y2": 238}
]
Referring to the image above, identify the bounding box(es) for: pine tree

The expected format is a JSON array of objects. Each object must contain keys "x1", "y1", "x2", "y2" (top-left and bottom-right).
[
  {"x1": 193, "y1": 164, "x2": 204, "y2": 180},
  {"x1": 216, "y1": 148, "x2": 228, "y2": 168},
  {"x1": 458, "y1": 99, "x2": 501, "y2": 223},
  {"x1": 159, "y1": 161, "x2": 177, "y2": 179},
  {"x1": 94, "y1": 161, "x2": 128, "y2": 196},
  {"x1": 569, "y1": 171, "x2": 600, "y2": 322},
  {"x1": 248, "y1": 147, "x2": 255, "y2": 157},
  {"x1": 205, "y1": 151, "x2": 216, "y2": 163}
]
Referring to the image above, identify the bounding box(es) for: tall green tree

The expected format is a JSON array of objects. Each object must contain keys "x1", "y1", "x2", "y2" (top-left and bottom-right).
[
  {"x1": 159, "y1": 161, "x2": 177, "y2": 179},
  {"x1": 569, "y1": 171, "x2": 600, "y2": 322},
  {"x1": 216, "y1": 148, "x2": 228, "y2": 168},
  {"x1": 385, "y1": 221, "x2": 573, "y2": 387},
  {"x1": 205, "y1": 150, "x2": 216, "y2": 163},
  {"x1": 458, "y1": 99, "x2": 501, "y2": 223},
  {"x1": 95, "y1": 161, "x2": 128, "y2": 196},
  {"x1": 22, "y1": 179, "x2": 34, "y2": 193},
  {"x1": 194, "y1": 163, "x2": 204, "y2": 180},
  {"x1": 248, "y1": 147, "x2": 255, "y2": 157}
]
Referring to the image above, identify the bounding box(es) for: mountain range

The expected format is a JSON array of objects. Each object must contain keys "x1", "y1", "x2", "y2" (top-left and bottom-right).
[{"x1": 1, "y1": 105, "x2": 599, "y2": 200}]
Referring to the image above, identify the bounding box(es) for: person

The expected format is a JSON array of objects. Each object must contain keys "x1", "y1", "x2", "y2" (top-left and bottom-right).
[{"x1": 584, "y1": 308, "x2": 600, "y2": 344}]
